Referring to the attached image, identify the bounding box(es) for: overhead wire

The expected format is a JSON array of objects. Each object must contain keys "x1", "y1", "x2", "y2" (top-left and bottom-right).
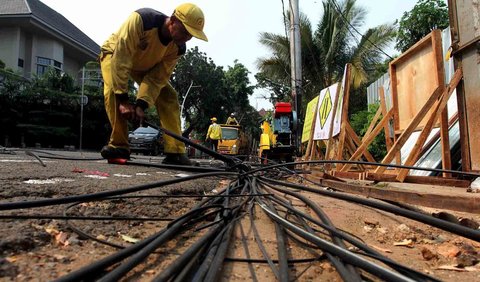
[{"x1": 329, "y1": 0, "x2": 394, "y2": 60}]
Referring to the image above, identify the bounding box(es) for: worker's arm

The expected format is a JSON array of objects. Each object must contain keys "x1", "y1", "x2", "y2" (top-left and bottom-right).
[
  {"x1": 105, "y1": 12, "x2": 144, "y2": 122},
  {"x1": 109, "y1": 11, "x2": 142, "y2": 96},
  {"x1": 206, "y1": 125, "x2": 212, "y2": 141}
]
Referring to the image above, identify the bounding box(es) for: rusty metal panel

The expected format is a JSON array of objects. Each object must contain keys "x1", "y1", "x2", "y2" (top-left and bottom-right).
[{"x1": 452, "y1": 0, "x2": 480, "y2": 171}]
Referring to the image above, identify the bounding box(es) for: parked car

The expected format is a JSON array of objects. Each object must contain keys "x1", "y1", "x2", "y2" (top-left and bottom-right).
[{"x1": 128, "y1": 126, "x2": 164, "y2": 156}]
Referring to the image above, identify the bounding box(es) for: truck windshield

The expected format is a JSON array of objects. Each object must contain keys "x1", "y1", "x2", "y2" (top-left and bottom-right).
[{"x1": 221, "y1": 128, "x2": 238, "y2": 140}]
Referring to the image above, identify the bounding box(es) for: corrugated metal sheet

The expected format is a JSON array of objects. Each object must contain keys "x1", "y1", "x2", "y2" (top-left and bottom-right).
[{"x1": 367, "y1": 73, "x2": 389, "y2": 106}]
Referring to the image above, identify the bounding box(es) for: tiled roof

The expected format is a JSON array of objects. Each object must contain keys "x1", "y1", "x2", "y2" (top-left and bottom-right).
[{"x1": 0, "y1": 0, "x2": 99, "y2": 55}]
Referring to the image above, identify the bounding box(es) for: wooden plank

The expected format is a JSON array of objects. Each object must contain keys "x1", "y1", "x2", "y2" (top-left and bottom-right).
[
  {"x1": 336, "y1": 122, "x2": 347, "y2": 162},
  {"x1": 303, "y1": 178, "x2": 480, "y2": 214},
  {"x1": 320, "y1": 169, "x2": 471, "y2": 188},
  {"x1": 303, "y1": 98, "x2": 320, "y2": 163},
  {"x1": 341, "y1": 109, "x2": 393, "y2": 172},
  {"x1": 431, "y1": 29, "x2": 451, "y2": 177},
  {"x1": 396, "y1": 91, "x2": 445, "y2": 181},
  {"x1": 365, "y1": 172, "x2": 471, "y2": 188},
  {"x1": 363, "y1": 107, "x2": 382, "y2": 140},
  {"x1": 335, "y1": 65, "x2": 352, "y2": 164},
  {"x1": 378, "y1": 87, "x2": 393, "y2": 152},
  {"x1": 325, "y1": 78, "x2": 343, "y2": 161},
  {"x1": 396, "y1": 69, "x2": 463, "y2": 181},
  {"x1": 440, "y1": 109, "x2": 452, "y2": 177},
  {"x1": 377, "y1": 69, "x2": 462, "y2": 174},
  {"x1": 336, "y1": 124, "x2": 372, "y2": 171},
  {"x1": 345, "y1": 123, "x2": 376, "y2": 162},
  {"x1": 375, "y1": 86, "x2": 445, "y2": 174},
  {"x1": 390, "y1": 30, "x2": 444, "y2": 132}
]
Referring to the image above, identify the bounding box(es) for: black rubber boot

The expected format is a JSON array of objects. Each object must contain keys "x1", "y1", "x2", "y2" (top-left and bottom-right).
[
  {"x1": 100, "y1": 145, "x2": 130, "y2": 160},
  {"x1": 162, "y1": 153, "x2": 198, "y2": 166}
]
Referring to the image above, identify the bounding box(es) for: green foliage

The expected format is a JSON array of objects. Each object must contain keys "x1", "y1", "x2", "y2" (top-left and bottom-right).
[
  {"x1": 254, "y1": 72, "x2": 291, "y2": 103},
  {"x1": 0, "y1": 59, "x2": 5, "y2": 69},
  {"x1": 172, "y1": 47, "x2": 261, "y2": 141},
  {"x1": 256, "y1": 0, "x2": 397, "y2": 116},
  {"x1": 0, "y1": 64, "x2": 108, "y2": 149},
  {"x1": 0, "y1": 68, "x2": 29, "y2": 98},
  {"x1": 349, "y1": 104, "x2": 387, "y2": 161},
  {"x1": 32, "y1": 67, "x2": 78, "y2": 93},
  {"x1": 395, "y1": 0, "x2": 449, "y2": 52}
]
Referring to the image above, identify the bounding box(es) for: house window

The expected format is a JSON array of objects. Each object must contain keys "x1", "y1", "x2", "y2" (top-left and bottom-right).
[
  {"x1": 18, "y1": 58, "x2": 24, "y2": 68},
  {"x1": 36, "y1": 57, "x2": 62, "y2": 76}
]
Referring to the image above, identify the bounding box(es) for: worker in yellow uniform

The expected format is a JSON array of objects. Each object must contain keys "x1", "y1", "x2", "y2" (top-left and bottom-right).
[
  {"x1": 226, "y1": 113, "x2": 239, "y2": 125},
  {"x1": 206, "y1": 117, "x2": 222, "y2": 152},
  {"x1": 99, "y1": 3, "x2": 207, "y2": 166}
]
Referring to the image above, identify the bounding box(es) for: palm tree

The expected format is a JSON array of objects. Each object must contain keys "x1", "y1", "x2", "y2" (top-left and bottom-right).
[{"x1": 256, "y1": 0, "x2": 396, "y2": 111}]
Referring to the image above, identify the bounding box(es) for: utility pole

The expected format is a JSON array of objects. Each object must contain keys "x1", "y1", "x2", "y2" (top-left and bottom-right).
[
  {"x1": 180, "y1": 81, "x2": 200, "y2": 131},
  {"x1": 79, "y1": 67, "x2": 85, "y2": 152},
  {"x1": 289, "y1": 0, "x2": 302, "y2": 150}
]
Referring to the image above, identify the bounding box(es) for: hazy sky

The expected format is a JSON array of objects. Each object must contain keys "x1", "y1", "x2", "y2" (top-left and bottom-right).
[{"x1": 40, "y1": 0, "x2": 423, "y2": 110}]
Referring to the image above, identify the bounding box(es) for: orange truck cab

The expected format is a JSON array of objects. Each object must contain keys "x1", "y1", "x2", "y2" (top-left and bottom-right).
[{"x1": 218, "y1": 124, "x2": 249, "y2": 158}]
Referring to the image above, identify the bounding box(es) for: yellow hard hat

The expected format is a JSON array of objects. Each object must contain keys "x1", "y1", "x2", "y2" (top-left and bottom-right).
[
  {"x1": 210, "y1": 117, "x2": 217, "y2": 122},
  {"x1": 174, "y1": 3, "x2": 208, "y2": 41}
]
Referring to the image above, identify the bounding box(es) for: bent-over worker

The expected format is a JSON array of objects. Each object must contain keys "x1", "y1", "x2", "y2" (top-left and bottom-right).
[{"x1": 99, "y1": 3, "x2": 207, "y2": 166}]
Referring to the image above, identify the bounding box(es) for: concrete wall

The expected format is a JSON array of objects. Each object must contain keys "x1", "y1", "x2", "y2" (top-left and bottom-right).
[
  {"x1": 0, "y1": 27, "x2": 20, "y2": 70},
  {"x1": 63, "y1": 55, "x2": 81, "y2": 78},
  {"x1": 0, "y1": 27, "x2": 87, "y2": 79}
]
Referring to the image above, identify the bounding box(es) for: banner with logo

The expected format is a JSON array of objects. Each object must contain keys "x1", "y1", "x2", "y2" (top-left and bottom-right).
[
  {"x1": 301, "y1": 95, "x2": 319, "y2": 143},
  {"x1": 313, "y1": 83, "x2": 339, "y2": 140}
]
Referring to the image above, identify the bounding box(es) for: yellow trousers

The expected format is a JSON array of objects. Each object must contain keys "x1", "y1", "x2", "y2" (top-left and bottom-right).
[{"x1": 100, "y1": 53, "x2": 186, "y2": 154}]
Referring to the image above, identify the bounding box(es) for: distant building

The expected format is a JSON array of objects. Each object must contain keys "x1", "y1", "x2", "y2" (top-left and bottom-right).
[
  {"x1": 258, "y1": 108, "x2": 267, "y2": 117},
  {"x1": 0, "y1": 0, "x2": 99, "y2": 79}
]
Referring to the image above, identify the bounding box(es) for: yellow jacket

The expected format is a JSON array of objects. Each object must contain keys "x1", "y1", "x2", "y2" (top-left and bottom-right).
[
  {"x1": 226, "y1": 117, "x2": 239, "y2": 125},
  {"x1": 207, "y1": 123, "x2": 222, "y2": 140},
  {"x1": 100, "y1": 8, "x2": 185, "y2": 107}
]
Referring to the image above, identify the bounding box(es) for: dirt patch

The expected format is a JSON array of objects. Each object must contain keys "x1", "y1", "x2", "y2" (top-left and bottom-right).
[{"x1": 1, "y1": 150, "x2": 479, "y2": 281}]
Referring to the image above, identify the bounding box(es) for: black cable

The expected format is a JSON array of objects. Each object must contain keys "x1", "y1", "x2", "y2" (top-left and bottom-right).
[
  {"x1": 237, "y1": 216, "x2": 259, "y2": 282},
  {"x1": 329, "y1": 0, "x2": 394, "y2": 60},
  {"x1": 262, "y1": 177, "x2": 480, "y2": 242},
  {"x1": 248, "y1": 201, "x2": 280, "y2": 280},
  {"x1": 257, "y1": 201, "x2": 415, "y2": 282},
  {"x1": 224, "y1": 255, "x2": 326, "y2": 264},
  {"x1": 246, "y1": 159, "x2": 480, "y2": 178},
  {"x1": 0, "y1": 171, "x2": 238, "y2": 211},
  {"x1": 25, "y1": 150, "x2": 46, "y2": 167},
  {"x1": 152, "y1": 222, "x2": 226, "y2": 282},
  {"x1": 262, "y1": 180, "x2": 440, "y2": 282},
  {"x1": 143, "y1": 121, "x2": 240, "y2": 168},
  {"x1": 196, "y1": 183, "x2": 251, "y2": 282},
  {"x1": 0, "y1": 214, "x2": 173, "y2": 221},
  {"x1": 256, "y1": 181, "x2": 362, "y2": 282},
  {"x1": 96, "y1": 196, "x2": 226, "y2": 281},
  {"x1": 21, "y1": 149, "x2": 103, "y2": 161}
]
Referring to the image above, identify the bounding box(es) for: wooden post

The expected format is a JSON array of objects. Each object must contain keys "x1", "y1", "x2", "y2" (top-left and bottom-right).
[
  {"x1": 376, "y1": 69, "x2": 462, "y2": 174},
  {"x1": 341, "y1": 109, "x2": 393, "y2": 172},
  {"x1": 378, "y1": 87, "x2": 393, "y2": 152},
  {"x1": 396, "y1": 69, "x2": 463, "y2": 181}
]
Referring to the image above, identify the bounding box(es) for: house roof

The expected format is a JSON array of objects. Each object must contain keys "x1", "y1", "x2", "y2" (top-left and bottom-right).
[{"x1": 0, "y1": 0, "x2": 99, "y2": 57}]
